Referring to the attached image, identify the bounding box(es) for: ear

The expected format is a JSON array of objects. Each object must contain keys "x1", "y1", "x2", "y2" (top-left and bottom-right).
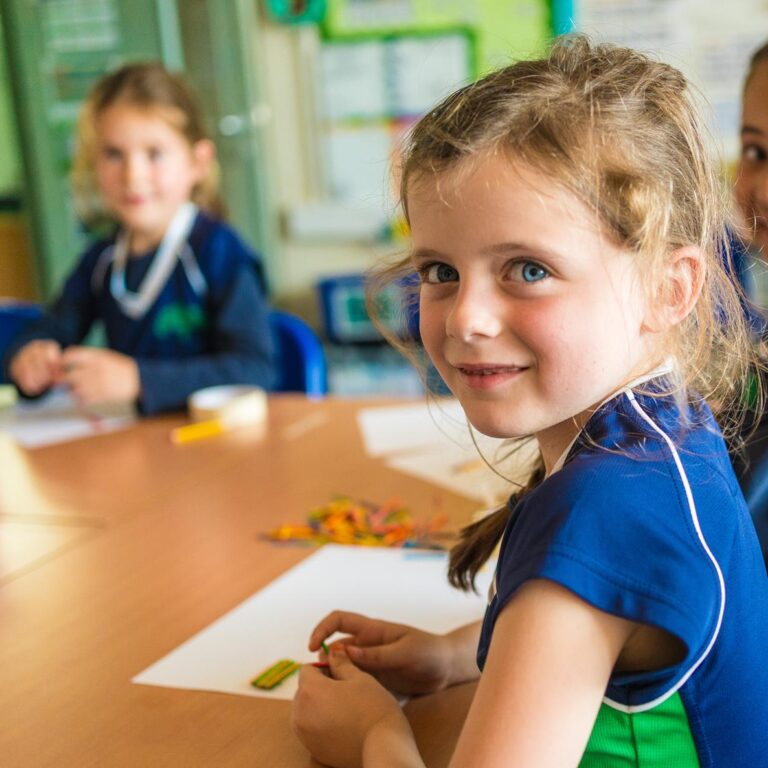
[
  {"x1": 642, "y1": 245, "x2": 706, "y2": 333},
  {"x1": 191, "y1": 138, "x2": 216, "y2": 181}
]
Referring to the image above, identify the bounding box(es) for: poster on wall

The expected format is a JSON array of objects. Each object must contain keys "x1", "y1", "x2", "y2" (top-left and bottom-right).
[
  {"x1": 576, "y1": 0, "x2": 768, "y2": 161},
  {"x1": 319, "y1": 30, "x2": 473, "y2": 217},
  {"x1": 307, "y1": 0, "x2": 552, "y2": 236}
]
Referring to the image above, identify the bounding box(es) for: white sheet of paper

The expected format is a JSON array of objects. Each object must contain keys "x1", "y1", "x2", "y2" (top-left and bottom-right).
[
  {"x1": 356, "y1": 401, "x2": 537, "y2": 502},
  {"x1": 321, "y1": 41, "x2": 388, "y2": 120},
  {"x1": 0, "y1": 388, "x2": 135, "y2": 448},
  {"x1": 356, "y1": 400, "x2": 478, "y2": 457},
  {"x1": 390, "y1": 34, "x2": 470, "y2": 116},
  {"x1": 133, "y1": 545, "x2": 492, "y2": 701},
  {"x1": 324, "y1": 124, "x2": 393, "y2": 210},
  {"x1": 386, "y1": 437, "x2": 539, "y2": 506}
]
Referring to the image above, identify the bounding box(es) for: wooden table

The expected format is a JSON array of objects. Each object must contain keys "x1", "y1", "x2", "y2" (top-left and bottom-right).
[{"x1": 0, "y1": 395, "x2": 479, "y2": 767}]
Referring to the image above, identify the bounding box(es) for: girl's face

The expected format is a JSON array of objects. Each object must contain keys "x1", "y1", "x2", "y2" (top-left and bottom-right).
[
  {"x1": 410, "y1": 155, "x2": 654, "y2": 470},
  {"x1": 94, "y1": 103, "x2": 211, "y2": 253},
  {"x1": 735, "y1": 59, "x2": 768, "y2": 253}
]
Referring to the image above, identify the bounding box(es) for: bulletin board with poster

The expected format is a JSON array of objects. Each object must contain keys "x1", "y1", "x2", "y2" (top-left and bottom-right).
[
  {"x1": 306, "y1": 0, "x2": 551, "y2": 240},
  {"x1": 572, "y1": 0, "x2": 768, "y2": 164},
  {"x1": 317, "y1": 27, "x2": 475, "y2": 222},
  {"x1": 323, "y1": 0, "x2": 550, "y2": 72}
]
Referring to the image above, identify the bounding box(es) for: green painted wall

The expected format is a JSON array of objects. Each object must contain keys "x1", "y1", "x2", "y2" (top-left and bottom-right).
[{"x1": 0, "y1": 15, "x2": 20, "y2": 197}]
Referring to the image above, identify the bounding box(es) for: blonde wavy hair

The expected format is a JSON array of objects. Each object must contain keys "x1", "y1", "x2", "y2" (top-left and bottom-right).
[
  {"x1": 367, "y1": 35, "x2": 760, "y2": 589},
  {"x1": 71, "y1": 62, "x2": 222, "y2": 227}
]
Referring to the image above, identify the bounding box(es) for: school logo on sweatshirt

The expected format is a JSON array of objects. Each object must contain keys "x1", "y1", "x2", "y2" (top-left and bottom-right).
[{"x1": 153, "y1": 303, "x2": 206, "y2": 340}]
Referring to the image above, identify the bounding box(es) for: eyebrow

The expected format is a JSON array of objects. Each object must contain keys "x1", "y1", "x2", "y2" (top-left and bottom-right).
[
  {"x1": 742, "y1": 125, "x2": 766, "y2": 136},
  {"x1": 411, "y1": 242, "x2": 563, "y2": 261},
  {"x1": 485, "y1": 241, "x2": 555, "y2": 256}
]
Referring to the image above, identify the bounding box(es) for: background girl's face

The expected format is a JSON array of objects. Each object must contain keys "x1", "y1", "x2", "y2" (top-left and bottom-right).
[
  {"x1": 736, "y1": 59, "x2": 768, "y2": 253},
  {"x1": 409, "y1": 155, "x2": 653, "y2": 467},
  {"x1": 94, "y1": 103, "x2": 210, "y2": 252}
]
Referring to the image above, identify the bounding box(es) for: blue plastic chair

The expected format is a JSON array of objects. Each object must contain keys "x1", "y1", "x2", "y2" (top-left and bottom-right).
[
  {"x1": 0, "y1": 302, "x2": 43, "y2": 383},
  {"x1": 269, "y1": 310, "x2": 327, "y2": 396}
]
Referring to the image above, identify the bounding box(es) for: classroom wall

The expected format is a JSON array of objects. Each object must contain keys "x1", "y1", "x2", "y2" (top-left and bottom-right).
[
  {"x1": 4, "y1": 2, "x2": 768, "y2": 319},
  {"x1": 256, "y1": 0, "x2": 768, "y2": 328},
  {"x1": 577, "y1": 0, "x2": 768, "y2": 161},
  {"x1": 255, "y1": 3, "x2": 550, "y2": 324},
  {"x1": 260, "y1": 22, "x2": 398, "y2": 324}
]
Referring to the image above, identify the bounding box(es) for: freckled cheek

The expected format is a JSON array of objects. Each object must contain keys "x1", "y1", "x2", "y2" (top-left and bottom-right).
[
  {"x1": 520, "y1": 313, "x2": 601, "y2": 388},
  {"x1": 512, "y1": 306, "x2": 574, "y2": 358}
]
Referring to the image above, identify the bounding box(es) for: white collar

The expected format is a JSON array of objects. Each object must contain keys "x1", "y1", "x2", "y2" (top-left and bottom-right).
[{"x1": 110, "y1": 202, "x2": 198, "y2": 319}]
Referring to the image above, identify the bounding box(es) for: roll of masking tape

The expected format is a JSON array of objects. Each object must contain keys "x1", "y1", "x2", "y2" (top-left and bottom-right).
[
  {"x1": 171, "y1": 385, "x2": 267, "y2": 445},
  {"x1": 188, "y1": 385, "x2": 268, "y2": 427}
]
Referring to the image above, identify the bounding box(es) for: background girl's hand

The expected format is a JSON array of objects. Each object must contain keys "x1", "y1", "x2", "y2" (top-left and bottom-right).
[
  {"x1": 61, "y1": 347, "x2": 140, "y2": 405},
  {"x1": 309, "y1": 611, "x2": 460, "y2": 695},
  {"x1": 10, "y1": 340, "x2": 63, "y2": 396},
  {"x1": 292, "y1": 651, "x2": 418, "y2": 768}
]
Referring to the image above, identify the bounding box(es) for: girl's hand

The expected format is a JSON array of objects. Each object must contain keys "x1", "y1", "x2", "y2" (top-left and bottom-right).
[
  {"x1": 10, "y1": 340, "x2": 63, "y2": 395},
  {"x1": 309, "y1": 612, "x2": 479, "y2": 695},
  {"x1": 292, "y1": 650, "x2": 422, "y2": 768},
  {"x1": 61, "y1": 347, "x2": 140, "y2": 405}
]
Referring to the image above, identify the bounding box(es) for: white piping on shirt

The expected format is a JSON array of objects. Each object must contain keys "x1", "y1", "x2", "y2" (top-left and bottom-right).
[
  {"x1": 602, "y1": 388, "x2": 726, "y2": 714},
  {"x1": 549, "y1": 362, "x2": 676, "y2": 476}
]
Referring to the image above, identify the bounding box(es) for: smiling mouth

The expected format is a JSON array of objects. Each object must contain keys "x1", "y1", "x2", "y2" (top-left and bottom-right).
[
  {"x1": 453, "y1": 364, "x2": 529, "y2": 389},
  {"x1": 456, "y1": 364, "x2": 527, "y2": 375}
]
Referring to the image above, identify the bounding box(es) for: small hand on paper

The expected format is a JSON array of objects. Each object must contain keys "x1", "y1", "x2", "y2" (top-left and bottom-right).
[
  {"x1": 307, "y1": 611, "x2": 460, "y2": 695},
  {"x1": 60, "y1": 347, "x2": 140, "y2": 405},
  {"x1": 292, "y1": 612, "x2": 484, "y2": 767},
  {"x1": 12, "y1": 342, "x2": 140, "y2": 405},
  {"x1": 308, "y1": 611, "x2": 482, "y2": 695},
  {"x1": 10, "y1": 340, "x2": 64, "y2": 396}
]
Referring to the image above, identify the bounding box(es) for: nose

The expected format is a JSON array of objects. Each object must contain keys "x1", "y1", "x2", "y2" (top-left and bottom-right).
[
  {"x1": 445, "y1": 279, "x2": 504, "y2": 341},
  {"x1": 123, "y1": 153, "x2": 146, "y2": 190}
]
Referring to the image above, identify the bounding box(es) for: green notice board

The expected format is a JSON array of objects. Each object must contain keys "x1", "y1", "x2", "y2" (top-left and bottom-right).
[
  {"x1": 0, "y1": 17, "x2": 20, "y2": 197},
  {"x1": 324, "y1": 0, "x2": 550, "y2": 72},
  {"x1": 0, "y1": 0, "x2": 182, "y2": 298}
]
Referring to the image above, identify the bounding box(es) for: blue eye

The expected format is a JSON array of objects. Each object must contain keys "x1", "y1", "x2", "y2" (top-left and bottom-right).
[
  {"x1": 519, "y1": 262, "x2": 549, "y2": 282},
  {"x1": 422, "y1": 263, "x2": 459, "y2": 284},
  {"x1": 743, "y1": 144, "x2": 766, "y2": 164}
]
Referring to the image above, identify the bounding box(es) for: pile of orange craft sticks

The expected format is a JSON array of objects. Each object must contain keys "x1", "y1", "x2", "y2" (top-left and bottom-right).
[{"x1": 264, "y1": 496, "x2": 449, "y2": 549}]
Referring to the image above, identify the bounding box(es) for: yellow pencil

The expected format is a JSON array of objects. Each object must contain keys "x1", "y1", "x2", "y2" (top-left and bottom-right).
[{"x1": 170, "y1": 418, "x2": 228, "y2": 445}]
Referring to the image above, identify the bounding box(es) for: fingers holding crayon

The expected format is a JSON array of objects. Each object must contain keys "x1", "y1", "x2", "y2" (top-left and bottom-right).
[{"x1": 309, "y1": 610, "x2": 454, "y2": 695}]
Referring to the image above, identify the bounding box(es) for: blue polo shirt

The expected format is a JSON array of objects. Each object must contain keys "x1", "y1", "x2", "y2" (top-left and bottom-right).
[{"x1": 478, "y1": 387, "x2": 768, "y2": 766}]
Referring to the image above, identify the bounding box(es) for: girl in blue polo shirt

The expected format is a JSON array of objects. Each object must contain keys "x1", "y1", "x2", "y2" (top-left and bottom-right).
[
  {"x1": 4, "y1": 63, "x2": 274, "y2": 414},
  {"x1": 292, "y1": 37, "x2": 768, "y2": 767}
]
